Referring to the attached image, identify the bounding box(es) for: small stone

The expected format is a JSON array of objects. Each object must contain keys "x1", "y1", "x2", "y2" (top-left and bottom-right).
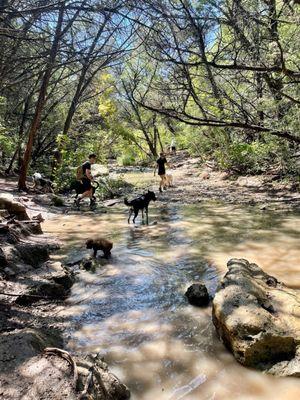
[{"x1": 185, "y1": 283, "x2": 209, "y2": 306}]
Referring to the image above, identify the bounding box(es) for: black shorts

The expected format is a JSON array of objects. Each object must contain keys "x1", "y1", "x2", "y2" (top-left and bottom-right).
[
  {"x1": 171, "y1": 146, "x2": 176, "y2": 151},
  {"x1": 82, "y1": 177, "x2": 92, "y2": 191}
]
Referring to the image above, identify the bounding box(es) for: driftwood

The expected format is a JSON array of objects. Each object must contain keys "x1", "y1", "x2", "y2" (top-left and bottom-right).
[
  {"x1": 43, "y1": 348, "x2": 109, "y2": 399},
  {"x1": 0, "y1": 291, "x2": 51, "y2": 299},
  {"x1": 79, "y1": 369, "x2": 94, "y2": 399},
  {"x1": 44, "y1": 347, "x2": 79, "y2": 389},
  {"x1": 78, "y1": 363, "x2": 110, "y2": 400}
]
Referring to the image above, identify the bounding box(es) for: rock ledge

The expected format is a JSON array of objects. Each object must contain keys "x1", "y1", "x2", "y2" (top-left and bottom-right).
[{"x1": 212, "y1": 258, "x2": 300, "y2": 376}]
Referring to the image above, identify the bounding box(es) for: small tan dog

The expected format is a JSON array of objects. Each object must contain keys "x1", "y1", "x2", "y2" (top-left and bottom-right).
[
  {"x1": 164, "y1": 174, "x2": 174, "y2": 187},
  {"x1": 86, "y1": 237, "x2": 113, "y2": 258}
]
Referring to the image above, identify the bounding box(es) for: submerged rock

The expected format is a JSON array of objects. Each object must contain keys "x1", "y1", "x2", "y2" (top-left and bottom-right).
[
  {"x1": 185, "y1": 283, "x2": 210, "y2": 306},
  {"x1": 212, "y1": 258, "x2": 300, "y2": 376}
]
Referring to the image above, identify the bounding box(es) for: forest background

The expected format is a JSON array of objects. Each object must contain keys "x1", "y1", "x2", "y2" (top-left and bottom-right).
[{"x1": 0, "y1": 0, "x2": 299, "y2": 191}]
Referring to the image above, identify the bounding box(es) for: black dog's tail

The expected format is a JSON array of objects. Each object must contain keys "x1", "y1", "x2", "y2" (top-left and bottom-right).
[{"x1": 124, "y1": 198, "x2": 131, "y2": 207}]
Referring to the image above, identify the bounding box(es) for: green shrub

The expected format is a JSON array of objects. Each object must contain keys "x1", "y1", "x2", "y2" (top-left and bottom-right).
[
  {"x1": 117, "y1": 154, "x2": 136, "y2": 166},
  {"x1": 51, "y1": 195, "x2": 65, "y2": 207},
  {"x1": 214, "y1": 141, "x2": 278, "y2": 174},
  {"x1": 97, "y1": 176, "x2": 133, "y2": 199}
]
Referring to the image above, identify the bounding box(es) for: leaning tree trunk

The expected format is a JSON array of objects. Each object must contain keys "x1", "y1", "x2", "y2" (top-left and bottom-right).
[{"x1": 18, "y1": 5, "x2": 65, "y2": 190}]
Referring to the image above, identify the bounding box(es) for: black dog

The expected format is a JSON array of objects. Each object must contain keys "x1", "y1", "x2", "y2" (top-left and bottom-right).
[
  {"x1": 70, "y1": 180, "x2": 99, "y2": 207},
  {"x1": 124, "y1": 190, "x2": 157, "y2": 224}
]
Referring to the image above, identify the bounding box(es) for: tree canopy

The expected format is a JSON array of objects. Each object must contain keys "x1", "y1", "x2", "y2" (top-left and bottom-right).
[{"x1": 0, "y1": 0, "x2": 299, "y2": 188}]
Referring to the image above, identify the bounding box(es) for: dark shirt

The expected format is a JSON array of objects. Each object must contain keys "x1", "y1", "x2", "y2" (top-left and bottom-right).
[
  {"x1": 82, "y1": 161, "x2": 91, "y2": 178},
  {"x1": 157, "y1": 157, "x2": 167, "y2": 175}
]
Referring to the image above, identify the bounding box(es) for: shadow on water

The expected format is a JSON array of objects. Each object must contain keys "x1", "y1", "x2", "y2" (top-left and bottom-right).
[{"x1": 44, "y1": 202, "x2": 300, "y2": 400}]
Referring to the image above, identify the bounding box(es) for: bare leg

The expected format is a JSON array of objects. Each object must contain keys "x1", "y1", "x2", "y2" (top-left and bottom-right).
[{"x1": 76, "y1": 188, "x2": 92, "y2": 208}]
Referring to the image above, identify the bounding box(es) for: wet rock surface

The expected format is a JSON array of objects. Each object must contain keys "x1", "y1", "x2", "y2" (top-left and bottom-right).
[
  {"x1": 212, "y1": 258, "x2": 300, "y2": 376},
  {"x1": 185, "y1": 283, "x2": 210, "y2": 306}
]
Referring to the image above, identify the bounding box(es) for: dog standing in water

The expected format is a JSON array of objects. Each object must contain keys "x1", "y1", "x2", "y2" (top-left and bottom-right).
[
  {"x1": 86, "y1": 237, "x2": 113, "y2": 258},
  {"x1": 124, "y1": 190, "x2": 157, "y2": 224}
]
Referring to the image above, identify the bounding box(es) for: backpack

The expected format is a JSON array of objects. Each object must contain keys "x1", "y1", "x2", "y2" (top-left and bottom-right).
[{"x1": 76, "y1": 165, "x2": 84, "y2": 181}]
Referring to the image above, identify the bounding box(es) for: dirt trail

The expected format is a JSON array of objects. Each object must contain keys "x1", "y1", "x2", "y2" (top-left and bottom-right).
[{"x1": 154, "y1": 151, "x2": 300, "y2": 210}]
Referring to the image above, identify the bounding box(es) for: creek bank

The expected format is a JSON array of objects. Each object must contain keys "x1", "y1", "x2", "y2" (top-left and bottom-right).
[
  {"x1": 0, "y1": 194, "x2": 130, "y2": 399},
  {"x1": 1, "y1": 150, "x2": 300, "y2": 212},
  {"x1": 155, "y1": 152, "x2": 300, "y2": 211},
  {"x1": 97, "y1": 152, "x2": 300, "y2": 211},
  {"x1": 212, "y1": 258, "x2": 300, "y2": 377}
]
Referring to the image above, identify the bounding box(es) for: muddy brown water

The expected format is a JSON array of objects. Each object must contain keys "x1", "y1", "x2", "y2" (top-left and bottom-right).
[{"x1": 44, "y1": 202, "x2": 300, "y2": 399}]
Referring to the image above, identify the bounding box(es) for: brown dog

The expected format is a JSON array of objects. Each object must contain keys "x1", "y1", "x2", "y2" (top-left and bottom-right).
[
  {"x1": 86, "y1": 237, "x2": 113, "y2": 258},
  {"x1": 164, "y1": 174, "x2": 173, "y2": 187}
]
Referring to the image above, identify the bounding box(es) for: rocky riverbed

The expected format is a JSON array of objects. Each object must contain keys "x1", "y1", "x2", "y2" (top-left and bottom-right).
[
  {"x1": 0, "y1": 193, "x2": 130, "y2": 400},
  {"x1": 0, "y1": 154, "x2": 300, "y2": 399}
]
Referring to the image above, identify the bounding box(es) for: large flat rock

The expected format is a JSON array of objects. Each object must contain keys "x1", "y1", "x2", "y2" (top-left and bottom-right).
[{"x1": 212, "y1": 258, "x2": 300, "y2": 376}]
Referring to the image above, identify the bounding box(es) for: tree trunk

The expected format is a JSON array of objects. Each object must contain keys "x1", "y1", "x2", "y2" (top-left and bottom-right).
[
  {"x1": 18, "y1": 4, "x2": 65, "y2": 190},
  {"x1": 62, "y1": 22, "x2": 107, "y2": 137},
  {"x1": 6, "y1": 94, "x2": 31, "y2": 174}
]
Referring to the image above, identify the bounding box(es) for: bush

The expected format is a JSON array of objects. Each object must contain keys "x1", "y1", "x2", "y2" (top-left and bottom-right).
[
  {"x1": 51, "y1": 195, "x2": 65, "y2": 207},
  {"x1": 97, "y1": 176, "x2": 133, "y2": 199},
  {"x1": 214, "y1": 141, "x2": 278, "y2": 174},
  {"x1": 117, "y1": 154, "x2": 136, "y2": 166}
]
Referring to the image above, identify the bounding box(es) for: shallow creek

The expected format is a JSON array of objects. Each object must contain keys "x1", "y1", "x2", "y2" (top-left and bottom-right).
[{"x1": 44, "y1": 202, "x2": 300, "y2": 400}]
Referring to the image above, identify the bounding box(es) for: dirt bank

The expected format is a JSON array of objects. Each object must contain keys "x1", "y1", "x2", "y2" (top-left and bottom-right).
[{"x1": 0, "y1": 193, "x2": 130, "y2": 400}]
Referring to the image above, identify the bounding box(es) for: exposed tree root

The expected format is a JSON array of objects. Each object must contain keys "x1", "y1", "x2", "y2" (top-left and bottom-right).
[{"x1": 44, "y1": 347, "x2": 79, "y2": 389}]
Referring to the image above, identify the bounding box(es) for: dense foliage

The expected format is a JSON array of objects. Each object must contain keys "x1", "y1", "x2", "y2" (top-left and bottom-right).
[{"x1": 0, "y1": 0, "x2": 299, "y2": 189}]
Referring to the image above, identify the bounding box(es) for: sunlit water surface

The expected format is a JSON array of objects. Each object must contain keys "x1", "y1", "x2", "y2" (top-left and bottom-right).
[{"x1": 44, "y1": 202, "x2": 300, "y2": 400}]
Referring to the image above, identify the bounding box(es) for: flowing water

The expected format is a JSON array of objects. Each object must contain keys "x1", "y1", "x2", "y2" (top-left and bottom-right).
[{"x1": 44, "y1": 202, "x2": 300, "y2": 400}]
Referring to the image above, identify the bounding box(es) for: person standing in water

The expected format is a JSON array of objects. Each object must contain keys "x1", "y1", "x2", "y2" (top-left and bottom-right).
[{"x1": 154, "y1": 152, "x2": 168, "y2": 193}]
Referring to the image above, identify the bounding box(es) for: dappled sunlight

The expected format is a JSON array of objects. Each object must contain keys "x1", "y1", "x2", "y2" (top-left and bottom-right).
[{"x1": 44, "y1": 202, "x2": 300, "y2": 399}]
